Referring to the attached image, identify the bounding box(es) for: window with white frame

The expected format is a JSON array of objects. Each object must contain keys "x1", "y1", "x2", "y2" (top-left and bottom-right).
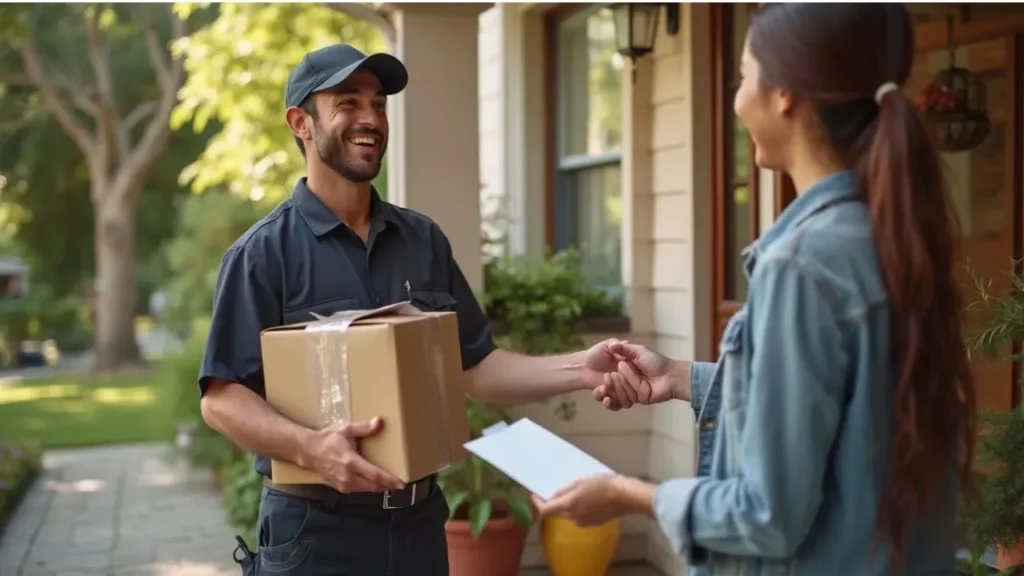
[{"x1": 554, "y1": 6, "x2": 624, "y2": 290}]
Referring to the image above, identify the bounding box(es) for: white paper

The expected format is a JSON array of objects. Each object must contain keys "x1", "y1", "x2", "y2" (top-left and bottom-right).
[
  {"x1": 463, "y1": 418, "x2": 615, "y2": 501},
  {"x1": 481, "y1": 421, "x2": 509, "y2": 437}
]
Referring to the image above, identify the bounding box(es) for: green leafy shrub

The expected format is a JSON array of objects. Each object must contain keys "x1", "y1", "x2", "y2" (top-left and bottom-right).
[
  {"x1": 964, "y1": 262, "x2": 1024, "y2": 559},
  {"x1": 482, "y1": 249, "x2": 622, "y2": 355},
  {"x1": 161, "y1": 316, "x2": 243, "y2": 472},
  {"x1": 221, "y1": 453, "x2": 262, "y2": 546},
  {"x1": 0, "y1": 441, "x2": 43, "y2": 529}
]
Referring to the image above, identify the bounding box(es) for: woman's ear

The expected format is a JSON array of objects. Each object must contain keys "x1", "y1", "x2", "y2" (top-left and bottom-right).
[{"x1": 771, "y1": 88, "x2": 797, "y2": 118}]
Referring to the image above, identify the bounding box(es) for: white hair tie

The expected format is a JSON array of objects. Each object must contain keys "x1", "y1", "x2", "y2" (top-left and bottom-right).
[{"x1": 875, "y1": 82, "x2": 900, "y2": 104}]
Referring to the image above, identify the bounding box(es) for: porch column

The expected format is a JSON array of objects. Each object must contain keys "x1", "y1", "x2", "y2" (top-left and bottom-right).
[{"x1": 389, "y1": 4, "x2": 490, "y2": 293}]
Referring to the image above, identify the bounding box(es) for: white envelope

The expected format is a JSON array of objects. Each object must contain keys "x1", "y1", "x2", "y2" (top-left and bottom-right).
[{"x1": 463, "y1": 418, "x2": 615, "y2": 500}]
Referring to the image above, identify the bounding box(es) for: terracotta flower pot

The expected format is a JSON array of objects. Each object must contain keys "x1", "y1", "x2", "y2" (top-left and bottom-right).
[
  {"x1": 541, "y1": 515, "x2": 620, "y2": 576},
  {"x1": 446, "y1": 503, "x2": 527, "y2": 576},
  {"x1": 997, "y1": 538, "x2": 1024, "y2": 571}
]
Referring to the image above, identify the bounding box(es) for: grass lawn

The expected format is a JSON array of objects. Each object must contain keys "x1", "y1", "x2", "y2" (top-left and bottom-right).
[{"x1": 0, "y1": 370, "x2": 178, "y2": 449}]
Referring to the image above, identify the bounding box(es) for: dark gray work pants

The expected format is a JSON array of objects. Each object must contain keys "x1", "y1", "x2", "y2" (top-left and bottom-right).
[{"x1": 240, "y1": 486, "x2": 450, "y2": 576}]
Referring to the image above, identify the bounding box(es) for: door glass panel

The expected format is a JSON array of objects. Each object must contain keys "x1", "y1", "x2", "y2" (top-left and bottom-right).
[
  {"x1": 724, "y1": 5, "x2": 755, "y2": 302},
  {"x1": 903, "y1": 38, "x2": 1009, "y2": 239},
  {"x1": 565, "y1": 163, "x2": 623, "y2": 287}
]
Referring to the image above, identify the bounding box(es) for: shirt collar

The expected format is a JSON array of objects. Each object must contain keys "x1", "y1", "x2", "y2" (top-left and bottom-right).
[
  {"x1": 742, "y1": 170, "x2": 858, "y2": 276},
  {"x1": 292, "y1": 177, "x2": 396, "y2": 237}
]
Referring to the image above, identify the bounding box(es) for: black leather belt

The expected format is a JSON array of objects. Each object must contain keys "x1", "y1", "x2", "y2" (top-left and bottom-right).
[{"x1": 262, "y1": 474, "x2": 436, "y2": 510}]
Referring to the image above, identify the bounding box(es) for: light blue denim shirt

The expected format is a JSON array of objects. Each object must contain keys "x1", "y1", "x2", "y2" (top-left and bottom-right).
[{"x1": 653, "y1": 171, "x2": 957, "y2": 575}]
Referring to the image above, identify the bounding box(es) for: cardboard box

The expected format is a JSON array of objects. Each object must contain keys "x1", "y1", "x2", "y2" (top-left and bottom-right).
[{"x1": 260, "y1": 302, "x2": 470, "y2": 484}]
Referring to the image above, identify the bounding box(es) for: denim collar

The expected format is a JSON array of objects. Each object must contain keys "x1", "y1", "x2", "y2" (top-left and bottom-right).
[{"x1": 742, "y1": 170, "x2": 859, "y2": 278}]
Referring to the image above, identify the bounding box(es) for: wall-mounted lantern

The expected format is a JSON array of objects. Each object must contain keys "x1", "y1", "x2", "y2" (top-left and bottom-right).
[{"x1": 611, "y1": 3, "x2": 680, "y2": 65}]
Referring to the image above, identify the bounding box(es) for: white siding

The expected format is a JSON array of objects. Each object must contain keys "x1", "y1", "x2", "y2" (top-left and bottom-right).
[
  {"x1": 642, "y1": 5, "x2": 713, "y2": 575},
  {"x1": 479, "y1": 6, "x2": 506, "y2": 259}
]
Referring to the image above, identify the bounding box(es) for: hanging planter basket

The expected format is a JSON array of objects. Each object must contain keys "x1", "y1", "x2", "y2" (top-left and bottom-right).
[
  {"x1": 916, "y1": 68, "x2": 991, "y2": 152},
  {"x1": 914, "y1": 17, "x2": 991, "y2": 153}
]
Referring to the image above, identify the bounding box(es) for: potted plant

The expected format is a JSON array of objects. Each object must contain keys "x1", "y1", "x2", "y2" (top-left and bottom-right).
[
  {"x1": 474, "y1": 249, "x2": 624, "y2": 575},
  {"x1": 964, "y1": 264, "x2": 1024, "y2": 571},
  {"x1": 439, "y1": 399, "x2": 533, "y2": 576}
]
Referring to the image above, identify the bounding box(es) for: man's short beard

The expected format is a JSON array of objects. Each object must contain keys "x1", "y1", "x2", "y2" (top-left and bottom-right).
[{"x1": 312, "y1": 118, "x2": 385, "y2": 183}]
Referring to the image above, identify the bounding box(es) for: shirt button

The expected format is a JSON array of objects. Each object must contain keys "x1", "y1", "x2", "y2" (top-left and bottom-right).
[{"x1": 375, "y1": 296, "x2": 383, "y2": 305}]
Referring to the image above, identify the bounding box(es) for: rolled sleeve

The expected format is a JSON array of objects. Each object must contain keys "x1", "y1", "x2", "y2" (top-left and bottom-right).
[
  {"x1": 656, "y1": 255, "x2": 847, "y2": 559},
  {"x1": 198, "y1": 245, "x2": 281, "y2": 397},
  {"x1": 446, "y1": 247, "x2": 496, "y2": 372},
  {"x1": 688, "y1": 361, "x2": 718, "y2": 417},
  {"x1": 654, "y1": 477, "x2": 711, "y2": 565}
]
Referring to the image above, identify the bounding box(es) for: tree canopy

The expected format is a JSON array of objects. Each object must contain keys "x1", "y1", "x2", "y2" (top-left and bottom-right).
[{"x1": 172, "y1": 3, "x2": 388, "y2": 203}]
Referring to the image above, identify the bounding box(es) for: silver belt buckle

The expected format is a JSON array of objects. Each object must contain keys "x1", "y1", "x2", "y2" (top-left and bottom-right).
[{"x1": 382, "y1": 481, "x2": 418, "y2": 510}]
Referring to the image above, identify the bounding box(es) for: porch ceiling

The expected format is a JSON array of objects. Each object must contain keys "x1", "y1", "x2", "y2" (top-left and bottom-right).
[{"x1": 382, "y1": 2, "x2": 493, "y2": 17}]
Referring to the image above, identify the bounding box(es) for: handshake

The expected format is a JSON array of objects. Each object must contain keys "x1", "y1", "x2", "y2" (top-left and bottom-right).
[{"x1": 584, "y1": 339, "x2": 687, "y2": 410}]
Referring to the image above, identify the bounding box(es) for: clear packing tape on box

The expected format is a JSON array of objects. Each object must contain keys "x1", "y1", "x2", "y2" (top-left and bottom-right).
[{"x1": 304, "y1": 302, "x2": 456, "y2": 472}]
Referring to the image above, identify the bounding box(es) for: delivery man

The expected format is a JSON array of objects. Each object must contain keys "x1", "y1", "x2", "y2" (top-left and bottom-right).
[{"x1": 197, "y1": 43, "x2": 630, "y2": 576}]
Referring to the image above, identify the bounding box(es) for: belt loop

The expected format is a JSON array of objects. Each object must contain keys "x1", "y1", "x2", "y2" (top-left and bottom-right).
[{"x1": 325, "y1": 488, "x2": 339, "y2": 512}]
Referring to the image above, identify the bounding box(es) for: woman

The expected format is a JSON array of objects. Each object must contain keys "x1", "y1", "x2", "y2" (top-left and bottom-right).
[{"x1": 537, "y1": 4, "x2": 976, "y2": 573}]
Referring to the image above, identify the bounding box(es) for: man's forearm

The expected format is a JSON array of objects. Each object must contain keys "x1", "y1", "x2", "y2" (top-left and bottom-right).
[
  {"x1": 200, "y1": 380, "x2": 318, "y2": 468},
  {"x1": 466, "y1": 349, "x2": 588, "y2": 403}
]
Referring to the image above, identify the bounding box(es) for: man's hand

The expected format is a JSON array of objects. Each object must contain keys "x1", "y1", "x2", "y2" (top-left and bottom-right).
[
  {"x1": 309, "y1": 417, "x2": 405, "y2": 493},
  {"x1": 592, "y1": 341, "x2": 678, "y2": 410},
  {"x1": 579, "y1": 338, "x2": 632, "y2": 390}
]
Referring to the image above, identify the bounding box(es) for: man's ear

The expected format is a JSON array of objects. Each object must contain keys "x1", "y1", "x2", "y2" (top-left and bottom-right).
[{"x1": 285, "y1": 106, "x2": 311, "y2": 140}]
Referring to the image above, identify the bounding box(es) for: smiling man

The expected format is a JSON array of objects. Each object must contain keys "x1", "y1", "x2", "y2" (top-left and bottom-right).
[{"x1": 198, "y1": 44, "x2": 633, "y2": 575}]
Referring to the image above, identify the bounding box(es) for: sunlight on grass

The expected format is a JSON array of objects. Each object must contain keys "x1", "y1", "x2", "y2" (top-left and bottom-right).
[
  {"x1": 0, "y1": 371, "x2": 175, "y2": 449},
  {"x1": 0, "y1": 383, "x2": 80, "y2": 405},
  {"x1": 92, "y1": 386, "x2": 156, "y2": 405}
]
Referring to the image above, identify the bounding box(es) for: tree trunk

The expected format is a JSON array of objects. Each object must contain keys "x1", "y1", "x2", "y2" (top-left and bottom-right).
[{"x1": 92, "y1": 191, "x2": 143, "y2": 371}]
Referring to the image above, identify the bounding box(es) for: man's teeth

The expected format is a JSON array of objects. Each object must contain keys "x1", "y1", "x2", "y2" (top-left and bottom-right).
[{"x1": 350, "y1": 136, "x2": 377, "y2": 146}]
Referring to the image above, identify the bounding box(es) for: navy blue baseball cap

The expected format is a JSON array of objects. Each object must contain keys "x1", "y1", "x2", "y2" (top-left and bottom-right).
[{"x1": 285, "y1": 43, "x2": 408, "y2": 108}]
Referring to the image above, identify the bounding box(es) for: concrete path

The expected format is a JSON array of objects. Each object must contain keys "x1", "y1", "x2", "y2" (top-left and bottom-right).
[
  {"x1": 0, "y1": 444, "x2": 236, "y2": 576},
  {"x1": 0, "y1": 443, "x2": 665, "y2": 576}
]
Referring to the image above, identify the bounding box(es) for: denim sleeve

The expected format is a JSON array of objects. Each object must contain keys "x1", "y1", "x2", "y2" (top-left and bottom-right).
[
  {"x1": 688, "y1": 361, "x2": 718, "y2": 417},
  {"x1": 652, "y1": 255, "x2": 847, "y2": 560}
]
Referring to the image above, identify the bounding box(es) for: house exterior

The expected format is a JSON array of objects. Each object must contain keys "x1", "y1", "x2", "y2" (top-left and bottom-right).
[
  {"x1": 383, "y1": 3, "x2": 1024, "y2": 573},
  {"x1": 0, "y1": 257, "x2": 28, "y2": 299}
]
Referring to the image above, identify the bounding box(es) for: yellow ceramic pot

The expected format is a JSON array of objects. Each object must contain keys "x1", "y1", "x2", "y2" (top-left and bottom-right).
[{"x1": 541, "y1": 515, "x2": 621, "y2": 576}]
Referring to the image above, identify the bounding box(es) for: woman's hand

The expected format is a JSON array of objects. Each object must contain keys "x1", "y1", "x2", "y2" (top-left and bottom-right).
[
  {"x1": 591, "y1": 342, "x2": 687, "y2": 410},
  {"x1": 531, "y1": 475, "x2": 657, "y2": 527}
]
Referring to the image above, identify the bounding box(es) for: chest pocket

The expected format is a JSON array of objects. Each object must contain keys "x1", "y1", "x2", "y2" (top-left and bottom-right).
[
  {"x1": 410, "y1": 290, "x2": 457, "y2": 312},
  {"x1": 718, "y1": 309, "x2": 749, "y2": 414},
  {"x1": 282, "y1": 296, "x2": 360, "y2": 325}
]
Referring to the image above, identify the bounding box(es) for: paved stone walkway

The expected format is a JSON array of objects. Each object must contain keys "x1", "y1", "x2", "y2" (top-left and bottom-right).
[{"x1": 0, "y1": 444, "x2": 236, "y2": 576}]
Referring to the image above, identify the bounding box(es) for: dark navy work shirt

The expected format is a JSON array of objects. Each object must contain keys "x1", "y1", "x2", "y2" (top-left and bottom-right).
[{"x1": 198, "y1": 178, "x2": 496, "y2": 478}]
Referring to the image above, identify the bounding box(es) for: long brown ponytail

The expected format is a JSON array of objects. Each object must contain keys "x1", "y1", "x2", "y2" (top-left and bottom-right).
[
  {"x1": 865, "y1": 81, "x2": 976, "y2": 559},
  {"x1": 748, "y1": 3, "x2": 977, "y2": 562}
]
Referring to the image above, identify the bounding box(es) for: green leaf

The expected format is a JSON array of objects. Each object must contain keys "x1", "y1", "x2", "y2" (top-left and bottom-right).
[
  {"x1": 505, "y1": 492, "x2": 533, "y2": 530},
  {"x1": 444, "y1": 490, "x2": 469, "y2": 520},
  {"x1": 469, "y1": 498, "x2": 492, "y2": 539}
]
